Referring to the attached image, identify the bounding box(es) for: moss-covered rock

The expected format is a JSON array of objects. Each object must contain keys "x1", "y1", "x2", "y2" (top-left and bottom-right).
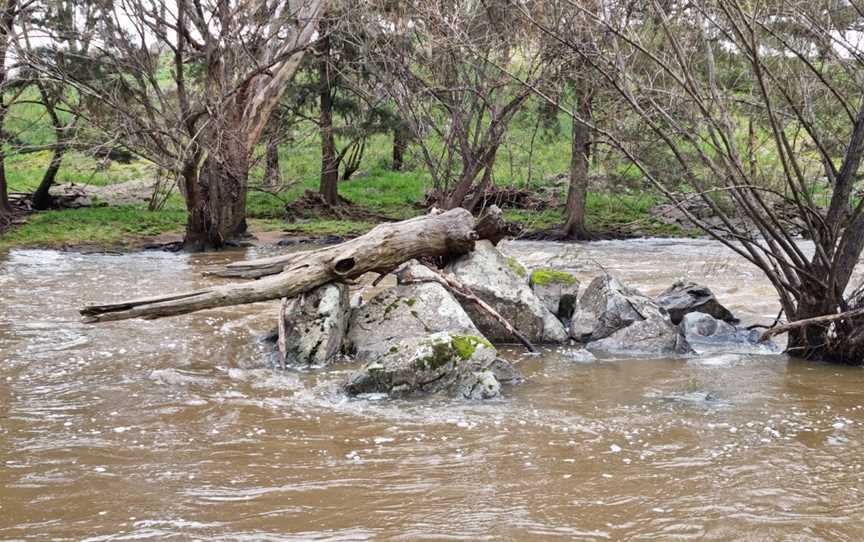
[
  {"x1": 529, "y1": 268, "x2": 580, "y2": 322},
  {"x1": 346, "y1": 265, "x2": 483, "y2": 360},
  {"x1": 342, "y1": 331, "x2": 521, "y2": 400},
  {"x1": 451, "y1": 334, "x2": 493, "y2": 360}
]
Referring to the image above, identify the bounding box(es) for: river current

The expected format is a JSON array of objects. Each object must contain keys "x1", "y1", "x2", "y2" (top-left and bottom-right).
[{"x1": 2, "y1": 239, "x2": 863, "y2": 540}]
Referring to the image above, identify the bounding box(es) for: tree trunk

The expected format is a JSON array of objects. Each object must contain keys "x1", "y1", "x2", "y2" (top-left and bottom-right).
[
  {"x1": 392, "y1": 124, "x2": 408, "y2": 171},
  {"x1": 317, "y1": 19, "x2": 339, "y2": 206},
  {"x1": 0, "y1": 0, "x2": 17, "y2": 224},
  {"x1": 81, "y1": 208, "x2": 496, "y2": 322},
  {"x1": 0, "y1": 154, "x2": 11, "y2": 223},
  {"x1": 32, "y1": 144, "x2": 67, "y2": 210},
  {"x1": 183, "y1": 133, "x2": 249, "y2": 251},
  {"x1": 264, "y1": 136, "x2": 281, "y2": 188},
  {"x1": 563, "y1": 90, "x2": 592, "y2": 240}
]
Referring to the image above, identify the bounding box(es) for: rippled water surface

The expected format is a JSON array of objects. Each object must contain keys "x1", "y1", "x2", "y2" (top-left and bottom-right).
[{"x1": 2, "y1": 239, "x2": 864, "y2": 540}]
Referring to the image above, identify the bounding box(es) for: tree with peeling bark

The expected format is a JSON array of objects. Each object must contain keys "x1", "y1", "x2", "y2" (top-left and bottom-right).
[
  {"x1": 513, "y1": 0, "x2": 864, "y2": 363},
  {"x1": 24, "y1": 0, "x2": 326, "y2": 249}
]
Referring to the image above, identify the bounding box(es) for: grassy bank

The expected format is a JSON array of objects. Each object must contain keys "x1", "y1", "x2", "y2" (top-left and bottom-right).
[{"x1": 0, "y1": 175, "x2": 690, "y2": 251}]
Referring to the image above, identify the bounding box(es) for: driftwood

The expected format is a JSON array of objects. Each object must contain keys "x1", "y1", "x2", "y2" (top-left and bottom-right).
[
  {"x1": 761, "y1": 307, "x2": 864, "y2": 341},
  {"x1": 81, "y1": 208, "x2": 488, "y2": 322}
]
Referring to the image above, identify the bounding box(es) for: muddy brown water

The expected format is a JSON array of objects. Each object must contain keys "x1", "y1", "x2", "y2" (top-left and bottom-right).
[{"x1": 2, "y1": 239, "x2": 864, "y2": 541}]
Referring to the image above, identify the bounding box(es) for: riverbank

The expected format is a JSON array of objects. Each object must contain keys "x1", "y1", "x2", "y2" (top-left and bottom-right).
[{"x1": 0, "y1": 182, "x2": 694, "y2": 252}]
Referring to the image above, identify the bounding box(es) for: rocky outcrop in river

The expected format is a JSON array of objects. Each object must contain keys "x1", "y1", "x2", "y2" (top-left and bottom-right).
[
  {"x1": 341, "y1": 262, "x2": 522, "y2": 399},
  {"x1": 278, "y1": 283, "x2": 350, "y2": 367},
  {"x1": 681, "y1": 312, "x2": 779, "y2": 354},
  {"x1": 529, "y1": 268, "x2": 580, "y2": 321},
  {"x1": 270, "y1": 240, "x2": 780, "y2": 401},
  {"x1": 571, "y1": 275, "x2": 693, "y2": 355},
  {"x1": 345, "y1": 264, "x2": 482, "y2": 359}
]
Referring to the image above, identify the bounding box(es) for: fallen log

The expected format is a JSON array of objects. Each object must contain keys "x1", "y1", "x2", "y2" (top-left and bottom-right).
[{"x1": 81, "y1": 208, "x2": 485, "y2": 322}]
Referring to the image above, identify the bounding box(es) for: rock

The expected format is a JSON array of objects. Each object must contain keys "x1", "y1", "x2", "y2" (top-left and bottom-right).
[
  {"x1": 655, "y1": 280, "x2": 737, "y2": 324},
  {"x1": 529, "y1": 268, "x2": 580, "y2": 321},
  {"x1": 278, "y1": 283, "x2": 350, "y2": 367},
  {"x1": 571, "y1": 275, "x2": 692, "y2": 355},
  {"x1": 681, "y1": 312, "x2": 779, "y2": 354},
  {"x1": 346, "y1": 267, "x2": 483, "y2": 359},
  {"x1": 567, "y1": 348, "x2": 596, "y2": 362},
  {"x1": 445, "y1": 241, "x2": 568, "y2": 343},
  {"x1": 343, "y1": 332, "x2": 518, "y2": 399}
]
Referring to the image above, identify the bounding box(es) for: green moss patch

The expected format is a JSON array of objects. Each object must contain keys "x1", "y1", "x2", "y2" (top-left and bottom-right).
[
  {"x1": 530, "y1": 268, "x2": 577, "y2": 287},
  {"x1": 505, "y1": 256, "x2": 527, "y2": 277},
  {"x1": 451, "y1": 335, "x2": 493, "y2": 360}
]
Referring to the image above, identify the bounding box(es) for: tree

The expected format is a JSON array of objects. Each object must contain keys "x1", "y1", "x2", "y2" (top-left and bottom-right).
[
  {"x1": 532, "y1": 0, "x2": 601, "y2": 239},
  {"x1": 282, "y1": 4, "x2": 396, "y2": 206},
  {"x1": 28, "y1": 0, "x2": 325, "y2": 249},
  {"x1": 518, "y1": 0, "x2": 864, "y2": 363},
  {"x1": 368, "y1": 0, "x2": 549, "y2": 210},
  {"x1": 0, "y1": 0, "x2": 19, "y2": 225},
  {"x1": 16, "y1": 0, "x2": 101, "y2": 210}
]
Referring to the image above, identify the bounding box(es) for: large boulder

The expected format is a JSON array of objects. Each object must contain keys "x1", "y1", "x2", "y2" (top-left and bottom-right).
[
  {"x1": 277, "y1": 283, "x2": 350, "y2": 367},
  {"x1": 343, "y1": 332, "x2": 519, "y2": 399},
  {"x1": 571, "y1": 275, "x2": 692, "y2": 355},
  {"x1": 529, "y1": 268, "x2": 580, "y2": 321},
  {"x1": 681, "y1": 312, "x2": 779, "y2": 354},
  {"x1": 655, "y1": 280, "x2": 737, "y2": 325},
  {"x1": 346, "y1": 266, "x2": 483, "y2": 359},
  {"x1": 445, "y1": 241, "x2": 568, "y2": 343}
]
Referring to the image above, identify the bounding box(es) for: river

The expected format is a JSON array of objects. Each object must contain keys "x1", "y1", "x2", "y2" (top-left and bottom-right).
[{"x1": 1, "y1": 239, "x2": 863, "y2": 540}]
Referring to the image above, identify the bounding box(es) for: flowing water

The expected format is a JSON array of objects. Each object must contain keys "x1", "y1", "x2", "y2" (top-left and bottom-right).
[{"x1": 2, "y1": 239, "x2": 863, "y2": 541}]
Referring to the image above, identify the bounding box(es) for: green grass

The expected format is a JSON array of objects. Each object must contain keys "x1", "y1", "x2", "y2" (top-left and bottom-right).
[
  {"x1": 5, "y1": 150, "x2": 157, "y2": 192},
  {"x1": 0, "y1": 205, "x2": 186, "y2": 250},
  {"x1": 280, "y1": 219, "x2": 378, "y2": 237}
]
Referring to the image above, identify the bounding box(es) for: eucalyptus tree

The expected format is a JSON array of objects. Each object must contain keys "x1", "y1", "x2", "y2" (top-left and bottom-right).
[{"x1": 27, "y1": 0, "x2": 326, "y2": 249}]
